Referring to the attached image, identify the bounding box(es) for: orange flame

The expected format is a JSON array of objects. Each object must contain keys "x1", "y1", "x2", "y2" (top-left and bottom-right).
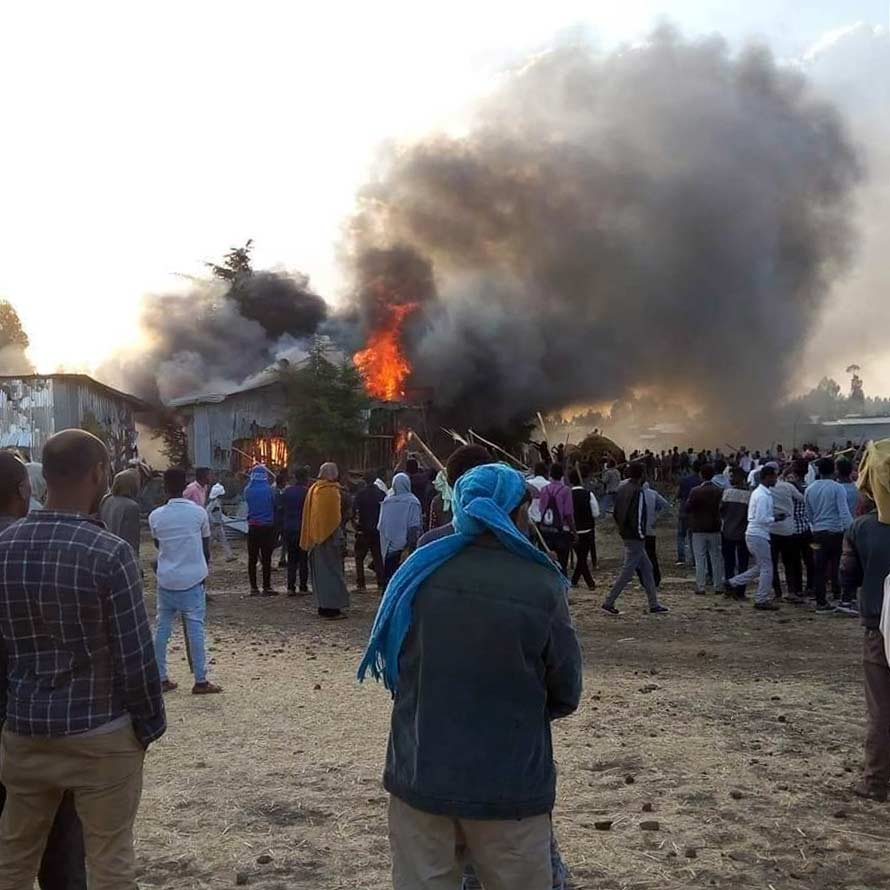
[
  {"x1": 393, "y1": 429, "x2": 409, "y2": 453},
  {"x1": 353, "y1": 303, "x2": 417, "y2": 401}
]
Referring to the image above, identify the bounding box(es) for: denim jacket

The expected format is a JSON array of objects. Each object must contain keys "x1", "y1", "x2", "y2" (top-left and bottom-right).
[{"x1": 384, "y1": 537, "x2": 582, "y2": 820}]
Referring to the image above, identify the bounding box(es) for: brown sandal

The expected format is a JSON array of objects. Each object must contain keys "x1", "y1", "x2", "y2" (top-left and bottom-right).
[{"x1": 192, "y1": 681, "x2": 223, "y2": 695}]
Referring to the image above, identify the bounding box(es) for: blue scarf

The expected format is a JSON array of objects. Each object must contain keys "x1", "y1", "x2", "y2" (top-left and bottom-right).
[{"x1": 357, "y1": 462, "x2": 568, "y2": 692}]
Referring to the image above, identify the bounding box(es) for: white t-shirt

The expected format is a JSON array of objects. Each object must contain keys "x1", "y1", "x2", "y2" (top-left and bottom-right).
[{"x1": 149, "y1": 498, "x2": 211, "y2": 591}]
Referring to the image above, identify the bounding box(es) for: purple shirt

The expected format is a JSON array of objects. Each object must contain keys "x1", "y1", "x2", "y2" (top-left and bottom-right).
[{"x1": 538, "y1": 481, "x2": 575, "y2": 528}]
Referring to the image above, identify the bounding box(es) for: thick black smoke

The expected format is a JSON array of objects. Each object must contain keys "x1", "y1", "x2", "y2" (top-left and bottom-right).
[
  {"x1": 346, "y1": 30, "x2": 862, "y2": 436},
  {"x1": 104, "y1": 269, "x2": 327, "y2": 403}
]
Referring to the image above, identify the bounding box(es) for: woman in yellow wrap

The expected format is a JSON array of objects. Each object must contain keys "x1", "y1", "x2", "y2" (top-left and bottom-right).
[{"x1": 301, "y1": 462, "x2": 350, "y2": 619}]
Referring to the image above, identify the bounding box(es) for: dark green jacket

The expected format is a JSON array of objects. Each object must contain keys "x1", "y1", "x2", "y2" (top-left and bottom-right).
[
  {"x1": 384, "y1": 536, "x2": 582, "y2": 820},
  {"x1": 841, "y1": 511, "x2": 890, "y2": 629}
]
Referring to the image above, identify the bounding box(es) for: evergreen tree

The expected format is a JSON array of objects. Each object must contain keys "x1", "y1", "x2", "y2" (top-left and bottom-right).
[{"x1": 283, "y1": 337, "x2": 368, "y2": 470}]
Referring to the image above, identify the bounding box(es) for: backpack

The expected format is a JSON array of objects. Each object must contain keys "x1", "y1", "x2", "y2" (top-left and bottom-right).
[
  {"x1": 540, "y1": 486, "x2": 572, "y2": 550},
  {"x1": 541, "y1": 490, "x2": 563, "y2": 531}
]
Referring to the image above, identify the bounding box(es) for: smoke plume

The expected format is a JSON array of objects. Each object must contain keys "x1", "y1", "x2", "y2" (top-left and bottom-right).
[
  {"x1": 103, "y1": 268, "x2": 327, "y2": 403},
  {"x1": 346, "y1": 30, "x2": 863, "y2": 436}
]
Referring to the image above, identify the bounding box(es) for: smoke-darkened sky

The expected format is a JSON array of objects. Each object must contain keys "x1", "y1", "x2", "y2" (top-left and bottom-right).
[
  {"x1": 0, "y1": 3, "x2": 886, "y2": 406},
  {"x1": 345, "y1": 31, "x2": 862, "y2": 434}
]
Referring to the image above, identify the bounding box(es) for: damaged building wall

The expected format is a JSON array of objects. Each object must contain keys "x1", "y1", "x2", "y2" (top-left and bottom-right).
[
  {"x1": 173, "y1": 381, "x2": 409, "y2": 474},
  {"x1": 174, "y1": 382, "x2": 290, "y2": 472},
  {"x1": 0, "y1": 375, "x2": 145, "y2": 469},
  {"x1": 0, "y1": 377, "x2": 54, "y2": 458}
]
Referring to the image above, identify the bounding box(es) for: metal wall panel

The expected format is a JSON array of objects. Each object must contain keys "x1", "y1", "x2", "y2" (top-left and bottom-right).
[
  {"x1": 0, "y1": 376, "x2": 139, "y2": 469},
  {"x1": 0, "y1": 377, "x2": 54, "y2": 459}
]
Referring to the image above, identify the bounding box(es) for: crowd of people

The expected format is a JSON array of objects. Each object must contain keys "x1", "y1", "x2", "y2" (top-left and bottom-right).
[{"x1": 0, "y1": 428, "x2": 889, "y2": 888}]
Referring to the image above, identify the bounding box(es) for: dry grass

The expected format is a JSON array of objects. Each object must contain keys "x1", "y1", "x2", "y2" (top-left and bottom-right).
[{"x1": 135, "y1": 521, "x2": 889, "y2": 889}]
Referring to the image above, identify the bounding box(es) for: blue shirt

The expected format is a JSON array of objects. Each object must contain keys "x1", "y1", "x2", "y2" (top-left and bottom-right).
[
  {"x1": 805, "y1": 479, "x2": 855, "y2": 533},
  {"x1": 245, "y1": 483, "x2": 276, "y2": 526},
  {"x1": 840, "y1": 481, "x2": 860, "y2": 516},
  {"x1": 280, "y1": 483, "x2": 309, "y2": 534},
  {"x1": 678, "y1": 473, "x2": 701, "y2": 514}
]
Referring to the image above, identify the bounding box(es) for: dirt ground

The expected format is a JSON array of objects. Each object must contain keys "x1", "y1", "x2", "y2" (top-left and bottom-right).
[{"x1": 135, "y1": 519, "x2": 889, "y2": 890}]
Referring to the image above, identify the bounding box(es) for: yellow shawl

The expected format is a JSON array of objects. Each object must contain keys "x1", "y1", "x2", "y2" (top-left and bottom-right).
[
  {"x1": 857, "y1": 439, "x2": 890, "y2": 524},
  {"x1": 300, "y1": 480, "x2": 342, "y2": 550}
]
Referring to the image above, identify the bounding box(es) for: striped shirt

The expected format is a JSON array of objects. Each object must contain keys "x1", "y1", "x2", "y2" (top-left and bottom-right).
[{"x1": 0, "y1": 511, "x2": 165, "y2": 746}]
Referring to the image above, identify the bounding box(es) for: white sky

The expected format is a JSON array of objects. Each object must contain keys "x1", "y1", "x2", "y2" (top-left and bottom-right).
[{"x1": 1, "y1": 0, "x2": 887, "y2": 389}]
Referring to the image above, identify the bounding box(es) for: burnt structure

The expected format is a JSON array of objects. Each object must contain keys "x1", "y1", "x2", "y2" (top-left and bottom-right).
[
  {"x1": 169, "y1": 368, "x2": 422, "y2": 474},
  {"x1": 0, "y1": 374, "x2": 149, "y2": 470}
]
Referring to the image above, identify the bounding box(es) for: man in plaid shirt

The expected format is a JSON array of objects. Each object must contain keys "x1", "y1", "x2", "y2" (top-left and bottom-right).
[{"x1": 0, "y1": 430, "x2": 166, "y2": 890}]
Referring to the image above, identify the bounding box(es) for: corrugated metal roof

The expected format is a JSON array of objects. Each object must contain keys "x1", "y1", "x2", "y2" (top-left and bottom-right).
[
  {"x1": 0, "y1": 374, "x2": 150, "y2": 411},
  {"x1": 167, "y1": 378, "x2": 280, "y2": 407}
]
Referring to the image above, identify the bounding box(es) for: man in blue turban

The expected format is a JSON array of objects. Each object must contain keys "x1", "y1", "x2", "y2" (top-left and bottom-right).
[{"x1": 359, "y1": 463, "x2": 582, "y2": 889}]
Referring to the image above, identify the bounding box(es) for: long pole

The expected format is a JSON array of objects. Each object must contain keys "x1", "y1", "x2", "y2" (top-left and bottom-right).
[
  {"x1": 468, "y1": 430, "x2": 529, "y2": 471},
  {"x1": 529, "y1": 519, "x2": 550, "y2": 552},
  {"x1": 443, "y1": 428, "x2": 470, "y2": 447},
  {"x1": 407, "y1": 431, "x2": 445, "y2": 472}
]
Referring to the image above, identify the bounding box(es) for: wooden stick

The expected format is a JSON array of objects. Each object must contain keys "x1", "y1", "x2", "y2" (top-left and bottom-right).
[
  {"x1": 529, "y1": 519, "x2": 550, "y2": 552},
  {"x1": 468, "y1": 429, "x2": 529, "y2": 470},
  {"x1": 407, "y1": 430, "x2": 445, "y2": 472},
  {"x1": 232, "y1": 446, "x2": 276, "y2": 477},
  {"x1": 537, "y1": 412, "x2": 549, "y2": 442},
  {"x1": 443, "y1": 428, "x2": 470, "y2": 447}
]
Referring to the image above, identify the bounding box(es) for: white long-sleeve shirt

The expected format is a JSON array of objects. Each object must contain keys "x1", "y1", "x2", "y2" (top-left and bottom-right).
[{"x1": 746, "y1": 484, "x2": 779, "y2": 541}]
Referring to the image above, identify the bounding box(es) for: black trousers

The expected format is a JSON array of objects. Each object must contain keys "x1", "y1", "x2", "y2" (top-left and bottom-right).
[
  {"x1": 383, "y1": 550, "x2": 404, "y2": 590},
  {"x1": 784, "y1": 533, "x2": 810, "y2": 595},
  {"x1": 285, "y1": 532, "x2": 309, "y2": 592},
  {"x1": 248, "y1": 525, "x2": 277, "y2": 591},
  {"x1": 812, "y1": 530, "x2": 844, "y2": 605},
  {"x1": 770, "y1": 534, "x2": 799, "y2": 596},
  {"x1": 636, "y1": 535, "x2": 661, "y2": 588},
  {"x1": 0, "y1": 786, "x2": 86, "y2": 890},
  {"x1": 572, "y1": 532, "x2": 595, "y2": 587},
  {"x1": 542, "y1": 530, "x2": 573, "y2": 576},
  {"x1": 355, "y1": 530, "x2": 384, "y2": 589},
  {"x1": 722, "y1": 537, "x2": 749, "y2": 589}
]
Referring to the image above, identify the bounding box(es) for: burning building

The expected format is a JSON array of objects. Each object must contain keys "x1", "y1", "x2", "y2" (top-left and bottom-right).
[
  {"x1": 0, "y1": 373, "x2": 149, "y2": 470},
  {"x1": 168, "y1": 366, "x2": 291, "y2": 473},
  {"x1": 170, "y1": 360, "x2": 415, "y2": 475}
]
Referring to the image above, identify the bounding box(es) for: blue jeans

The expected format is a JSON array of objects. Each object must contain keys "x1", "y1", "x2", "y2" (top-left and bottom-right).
[
  {"x1": 154, "y1": 583, "x2": 207, "y2": 683},
  {"x1": 676, "y1": 514, "x2": 692, "y2": 563}
]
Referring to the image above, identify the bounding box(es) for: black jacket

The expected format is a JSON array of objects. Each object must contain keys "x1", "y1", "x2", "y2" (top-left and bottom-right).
[
  {"x1": 841, "y1": 511, "x2": 890, "y2": 629},
  {"x1": 613, "y1": 482, "x2": 645, "y2": 541},
  {"x1": 354, "y1": 484, "x2": 385, "y2": 534},
  {"x1": 384, "y1": 537, "x2": 582, "y2": 820},
  {"x1": 686, "y1": 482, "x2": 723, "y2": 534}
]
